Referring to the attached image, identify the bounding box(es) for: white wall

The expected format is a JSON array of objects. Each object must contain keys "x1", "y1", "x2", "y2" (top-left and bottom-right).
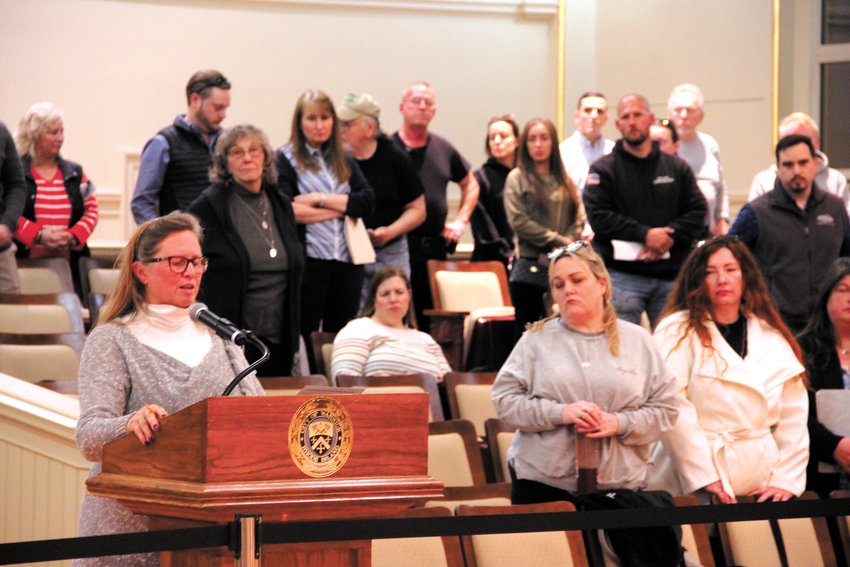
[{"x1": 0, "y1": 0, "x2": 557, "y2": 242}]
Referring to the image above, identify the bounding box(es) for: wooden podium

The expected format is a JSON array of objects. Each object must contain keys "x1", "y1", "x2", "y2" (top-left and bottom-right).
[{"x1": 87, "y1": 392, "x2": 443, "y2": 566}]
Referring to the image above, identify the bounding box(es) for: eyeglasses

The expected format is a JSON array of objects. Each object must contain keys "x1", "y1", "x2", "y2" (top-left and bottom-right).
[
  {"x1": 227, "y1": 146, "x2": 264, "y2": 160},
  {"x1": 548, "y1": 240, "x2": 591, "y2": 261},
  {"x1": 695, "y1": 234, "x2": 740, "y2": 249},
  {"x1": 187, "y1": 75, "x2": 231, "y2": 95},
  {"x1": 143, "y1": 256, "x2": 209, "y2": 274}
]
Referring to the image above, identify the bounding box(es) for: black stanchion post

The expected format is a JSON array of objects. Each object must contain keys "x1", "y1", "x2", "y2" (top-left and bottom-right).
[{"x1": 229, "y1": 514, "x2": 261, "y2": 567}]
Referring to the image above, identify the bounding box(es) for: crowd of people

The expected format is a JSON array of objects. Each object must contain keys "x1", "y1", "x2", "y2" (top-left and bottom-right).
[{"x1": 1, "y1": 68, "x2": 848, "y2": 565}]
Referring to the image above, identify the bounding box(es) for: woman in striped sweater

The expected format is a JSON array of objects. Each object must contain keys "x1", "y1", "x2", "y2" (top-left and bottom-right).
[
  {"x1": 331, "y1": 265, "x2": 450, "y2": 384},
  {"x1": 14, "y1": 102, "x2": 98, "y2": 295}
]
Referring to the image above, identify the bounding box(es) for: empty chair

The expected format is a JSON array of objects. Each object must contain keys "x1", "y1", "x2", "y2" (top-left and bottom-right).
[
  {"x1": 338, "y1": 373, "x2": 444, "y2": 421},
  {"x1": 0, "y1": 292, "x2": 85, "y2": 333},
  {"x1": 484, "y1": 418, "x2": 517, "y2": 484},
  {"x1": 426, "y1": 260, "x2": 515, "y2": 371},
  {"x1": 309, "y1": 330, "x2": 337, "y2": 380},
  {"x1": 372, "y1": 507, "x2": 464, "y2": 567},
  {"x1": 457, "y1": 501, "x2": 589, "y2": 567},
  {"x1": 0, "y1": 332, "x2": 85, "y2": 383},
  {"x1": 716, "y1": 492, "x2": 837, "y2": 567},
  {"x1": 428, "y1": 419, "x2": 487, "y2": 488},
  {"x1": 259, "y1": 375, "x2": 329, "y2": 396},
  {"x1": 16, "y1": 257, "x2": 75, "y2": 294},
  {"x1": 445, "y1": 371, "x2": 497, "y2": 437}
]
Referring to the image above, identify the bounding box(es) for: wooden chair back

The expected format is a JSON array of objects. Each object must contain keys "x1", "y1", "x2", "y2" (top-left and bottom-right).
[
  {"x1": 445, "y1": 371, "x2": 497, "y2": 435},
  {"x1": 0, "y1": 292, "x2": 85, "y2": 333},
  {"x1": 484, "y1": 418, "x2": 516, "y2": 484},
  {"x1": 338, "y1": 373, "x2": 444, "y2": 421},
  {"x1": 259, "y1": 375, "x2": 330, "y2": 396},
  {"x1": 372, "y1": 506, "x2": 464, "y2": 567},
  {"x1": 17, "y1": 258, "x2": 75, "y2": 294},
  {"x1": 0, "y1": 332, "x2": 86, "y2": 383},
  {"x1": 428, "y1": 419, "x2": 487, "y2": 487},
  {"x1": 426, "y1": 260, "x2": 511, "y2": 312},
  {"x1": 309, "y1": 331, "x2": 337, "y2": 380}
]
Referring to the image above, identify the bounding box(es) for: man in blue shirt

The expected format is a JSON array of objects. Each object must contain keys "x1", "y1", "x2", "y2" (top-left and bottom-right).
[{"x1": 131, "y1": 70, "x2": 231, "y2": 224}]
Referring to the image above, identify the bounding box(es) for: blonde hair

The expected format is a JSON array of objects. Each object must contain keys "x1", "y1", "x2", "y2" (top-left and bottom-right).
[
  {"x1": 529, "y1": 245, "x2": 620, "y2": 356},
  {"x1": 98, "y1": 212, "x2": 203, "y2": 325},
  {"x1": 16, "y1": 102, "x2": 63, "y2": 158}
]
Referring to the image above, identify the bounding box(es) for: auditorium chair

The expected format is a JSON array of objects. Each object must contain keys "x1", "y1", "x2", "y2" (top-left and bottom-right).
[
  {"x1": 457, "y1": 501, "x2": 589, "y2": 567},
  {"x1": 337, "y1": 372, "x2": 444, "y2": 421},
  {"x1": 427, "y1": 419, "x2": 487, "y2": 488},
  {"x1": 309, "y1": 330, "x2": 336, "y2": 382},
  {"x1": 17, "y1": 257, "x2": 75, "y2": 294},
  {"x1": 0, "y1": 292, "x2": 85, "y2": 334},
  {"x1": 484, "y1": 418, "x2": 517, "y2": 484},
  {"x1": 258, "y1": 375, "x2": 329, "y2": 396},
  {"x1": 444, "y1": 371, "x2": 497, "y2": 438},
  {"x1": 371, "y1": 507, "x2": 464, "y2": 567},
  {"x1": 0, "y1": 331, "x2": 85, "y2": 383},
  {"x1": 425, "y1": 260, "x2": 515, "y2": 372}
]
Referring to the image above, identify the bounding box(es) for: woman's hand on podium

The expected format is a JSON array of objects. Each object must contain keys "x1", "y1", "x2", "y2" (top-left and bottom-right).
[{"x1": 127, "y1": 404, "x2": 168, "y2": 445}]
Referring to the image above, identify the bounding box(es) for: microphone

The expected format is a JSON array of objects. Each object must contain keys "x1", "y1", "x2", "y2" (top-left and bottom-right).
[{"x1": 189, "y1": 303, "x2": 248, "y2": 346}]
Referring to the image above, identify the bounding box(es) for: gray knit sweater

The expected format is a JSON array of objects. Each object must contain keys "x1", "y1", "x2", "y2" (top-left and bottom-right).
[{"x1": 74, "y1": 322, "x2": 264, "y2": 566}]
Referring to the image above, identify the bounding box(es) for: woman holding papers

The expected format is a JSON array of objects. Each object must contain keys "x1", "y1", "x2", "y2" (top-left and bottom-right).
[
  {"x1": 651, "y1": 235, "x2": 808, "y2": 503},
  {"x1": 74, "y1": 212, "x2": 263, "y2": 566},
  {"x1": 189, "y1": 124, "x2": 304, "y2": 376},
  {"x1": 504, "y1": 118, "x2": 585, "y2": 337},
  {"x1": 275, "y1": 89, "x2": 375, "y2": 342},
  {"x1": 799, "y1": 258, "x2": 850, "y2": 496}
]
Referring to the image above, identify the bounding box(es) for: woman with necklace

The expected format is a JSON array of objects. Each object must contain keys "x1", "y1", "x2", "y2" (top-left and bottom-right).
[
  {"x1": 275, "y1": 89, "x2": 375, "y2": 345},
  {"x1": 14, "y1": 102, "x2": 99, "y2": 296},
  {"x1": 799, "y1": 258, "x2": 850, "y2": 497},
  {"x1": 651, "y1": 235, "x2": 808, "y2": 503},
  {"x1": 504, "y1": 118, "x2": 585, "y2": 338},
  {"x1": 492, "y1": 242, "x2": 678, "y2": 503},
  {"x1": 189, "y1": 124, "x2": 304, "y2": 376},
  {"x1": 331, "y1": 266, "x2": 450, "y2": 383},
  {"x1": 470, "y1": 114, "x2": 519, "y2": 266}
]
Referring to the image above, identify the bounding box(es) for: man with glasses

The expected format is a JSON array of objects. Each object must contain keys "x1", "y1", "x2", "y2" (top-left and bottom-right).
[
  {"x1": 584, "y1": 93, "x2": 707, "y2": 328},
  {"x1": 338, "y1": 92, "x2": 425, "y2": 304},
  {"x1": 731, "y1": 134, "x2": 850, "y2": 333},
  {"x1": 131, "y1": 69, "x2": 231, "y2": 224},
  {"x1": 667, "y1": 83, "x2": 730, "y2": 236},
  {"x1": 392, "y1": 81, "x2": 479, "y2": 332},
  {"x1": 559, "y1": 92, "x2": 615, "y2": 193}
]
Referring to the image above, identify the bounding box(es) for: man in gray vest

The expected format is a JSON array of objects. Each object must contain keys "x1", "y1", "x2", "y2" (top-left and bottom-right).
[
  {"x1": 131, "y1": 69, "x2": 231, "y2": 224},
  {"x1": 731, "y1": 134, "x2": 850, "y2": 332}
]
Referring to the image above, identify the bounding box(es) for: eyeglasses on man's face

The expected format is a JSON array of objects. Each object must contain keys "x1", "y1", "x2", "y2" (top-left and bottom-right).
[{"x1": 143, "y1": 256, "x2": 209, "y2": 274}]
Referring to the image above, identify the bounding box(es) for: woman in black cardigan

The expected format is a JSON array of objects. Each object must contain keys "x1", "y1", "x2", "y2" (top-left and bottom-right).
[
  {"x1": 798, "y1": 257, "x2": 850, "y2": 496},
  {"x1": 189, "y1": 124, "x2": 304, "y2": 376}
]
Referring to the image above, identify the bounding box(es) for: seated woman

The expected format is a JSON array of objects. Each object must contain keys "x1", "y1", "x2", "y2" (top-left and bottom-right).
[
  {"x1": 331, "y1": 265, "x2": 450, "y2": 383},
  {"x1": 492, "y1": 241, "x2": 678, "y2": 500},
  {"x1": 74, "y1": 212, "x2": 263, "y2": 567},
  {"x1": 799, "y1": 258, "x2": 850, "y2": 497},
  {"x1": 652, "y1": 235, "x2": 808, "y2": 503},
  {"x1": 189, "y1": 124, "x2": 304, "y2": 376},
  {"x1": 14, "y1": 102, "x2": 98, "y2": 295}
]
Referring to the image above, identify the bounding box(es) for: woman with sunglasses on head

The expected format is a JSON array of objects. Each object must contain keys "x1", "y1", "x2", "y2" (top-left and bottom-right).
[
  {"x1": 504, "y1": 118, "x2": 585, "y2": 337},
  {"x1": 74, "y1": 212, "x2": 264, "y2": 567},
  {"x1": 469, "y1": 115, "x2": 520, "y2": 266},
  {"x1": 650, "y1": 236, "x2": 808, "y2": 503},
  {"x1": 189, "y1": 124, "x2": 304, "y2": 376},
  {"x1": 798, "y1": 258, "x2": 850, "y2": 497},
  {"x1": 275, "y1": 89, "x2": 375, "y2": 345},
  {"x1": 492, "y1": 242, "x2": 678, "y2": 505}
]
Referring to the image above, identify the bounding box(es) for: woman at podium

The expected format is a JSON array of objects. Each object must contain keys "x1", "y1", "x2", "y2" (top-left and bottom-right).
[{"x1": 73, "y1": 212, "x2": 264, "y2": 566}]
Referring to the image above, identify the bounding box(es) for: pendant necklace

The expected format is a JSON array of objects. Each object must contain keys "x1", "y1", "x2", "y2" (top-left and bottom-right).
[{"x1": 238, "y1": 191, "x2": 278, "y2": 258}]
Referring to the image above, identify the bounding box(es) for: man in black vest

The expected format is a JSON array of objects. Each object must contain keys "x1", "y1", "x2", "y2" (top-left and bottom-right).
[
  {"x1": 731, "y1": 134, "x2": 850, "y2": 332},
  {"x1": 131, "y1": 70, "x2": 231, "y2": 224}
]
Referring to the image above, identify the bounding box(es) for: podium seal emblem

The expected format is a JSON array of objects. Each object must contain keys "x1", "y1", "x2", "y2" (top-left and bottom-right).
[{"x1": 289, "y1": 397, "x2": 353, "y2": 477}]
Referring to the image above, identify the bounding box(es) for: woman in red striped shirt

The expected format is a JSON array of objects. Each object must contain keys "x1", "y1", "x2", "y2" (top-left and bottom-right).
[{"x1": 14, "y1": 102, "x2": 99, "y2": 294}]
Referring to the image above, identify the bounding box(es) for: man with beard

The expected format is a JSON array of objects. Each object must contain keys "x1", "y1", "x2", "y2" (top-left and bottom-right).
[
  {"x1": 131, "y1": 69, "x2": 231, "y2": 223},
  {"x1": 583, "y1": 93, "x2": 706, "y2": 327},
  {"x1": 731, "y1": 134, "x2": 850, "y2": 332}
]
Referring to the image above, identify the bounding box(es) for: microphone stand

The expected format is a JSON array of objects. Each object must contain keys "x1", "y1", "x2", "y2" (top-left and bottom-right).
[{"x1": 222, "y1": 332, "x2": 270, "y2": 396}]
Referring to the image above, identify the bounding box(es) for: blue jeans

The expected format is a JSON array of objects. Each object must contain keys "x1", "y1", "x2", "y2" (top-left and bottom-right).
[
  {"x1": 608, "y1": 268, "x2": 674, "y2": 329},
  {"x1": 360, "y1": 236, "x2": 411, "y2": 307}
]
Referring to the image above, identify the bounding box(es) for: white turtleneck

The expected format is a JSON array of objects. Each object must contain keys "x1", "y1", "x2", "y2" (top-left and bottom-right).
[{"x1": 122, "y1": 304, "x2": 212, "y2": 367}]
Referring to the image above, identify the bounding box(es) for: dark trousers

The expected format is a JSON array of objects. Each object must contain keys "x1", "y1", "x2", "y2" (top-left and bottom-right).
[
  {"x1": 509, "y1": 465, "x2": 576, "y2": 505},
  {"x1": 509, "y1": 281, "x2": 547, "y2": 339},
  {"x1": 408, "y1": 235, "x2": 447, "y2": 334},
  {"x1": 246, "y1": 339, "x2": 294, "y2": 377},
  {"x1": 300, "y1": 258, "x2": 364, "y2": 339}
]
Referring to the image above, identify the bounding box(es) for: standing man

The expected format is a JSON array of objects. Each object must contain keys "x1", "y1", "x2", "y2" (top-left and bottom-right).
[
  {"x1": 131, "y1": 70, "x2": 231, "y2": 224},
  {"x1": 584, "y1": 94, "x2": 707, "y2": 328},
  {"x1": 337, "y1": 92, "x2": 426, "y2": 302},
  {"x1": 392, "y1": 81, "x2": 479, "y2": 332},
  {"x1": 559, "y1": 91, "x2": 615, "y2": 192},
  {"x1": 748, "y1": 112, "x2": 850, "y2": 217},
  {"x1": 0, "y1": 121, "x2": 26, "y2": 293},
  {"x1": 731, "y1": 134, "x2": 850, "y2": 333},
  {"x1": 668, "y1": 83, "x2": 730, "y2": 236}
]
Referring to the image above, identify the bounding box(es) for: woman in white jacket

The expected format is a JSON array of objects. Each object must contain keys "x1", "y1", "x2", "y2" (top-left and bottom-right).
[{"x1": 652, "y1": 235, "x2": 808, "y2": 503}]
